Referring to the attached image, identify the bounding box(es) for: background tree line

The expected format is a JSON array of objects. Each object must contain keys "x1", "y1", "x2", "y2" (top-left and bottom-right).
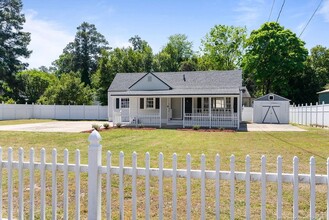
[{"x1": 1, "y1": 0, "x2": 329, "y2": 105}]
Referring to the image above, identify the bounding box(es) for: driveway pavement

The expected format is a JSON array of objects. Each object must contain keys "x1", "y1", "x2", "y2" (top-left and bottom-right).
[
  {"x1": 0, "y1": 121, "x2": 111, "y2": 133},
  {"x1": 240, "y1": 123, "x2": 306, "y2": 132}
]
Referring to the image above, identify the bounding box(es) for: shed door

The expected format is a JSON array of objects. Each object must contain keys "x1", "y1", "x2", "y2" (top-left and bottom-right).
[{"x1": 261, "y1": 105, "x2": 280, "y2": 124}]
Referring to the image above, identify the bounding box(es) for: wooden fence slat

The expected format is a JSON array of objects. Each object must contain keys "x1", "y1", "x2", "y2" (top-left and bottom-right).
[
  {"x1": 52, "y1": 149, "x2": 57, "y2": 220},
  {"x1": 261, "y1": 155, "x2": 266, "y2": 220},
  {"x1": 186, "y1": 154, "x2": 191, "y2": 220},
  {"x1": 63, "y1": 149, "x2": 69, "y2": 220},
  {"x1": 40, "y1": 148, "x2": 46, "y2": 220},
  {"x1": 106, "y1": 151, "x2": 112, "y2": 220},
  {"x1": 132, "y1": 152, "x2": 137, "y2": 220},
  {"x1": 119, "y1": 151, "x2": 124, "y2": 220},
  {"x1": 29, "y1": 148, "x2": 35, "y2": 219},
  {"x1": 215, "y1": 154, "x2": 220, "y2": 220},
  {"x1": 245, "y1": 155, "x2": 250, "y2": 220},
  {"x1": 293, "y1": 156, "x2": 299, "y2": 219},
  {"x1": 310, "y1": 156, "x2": 316, "y2": 219},
  {"x1": 172, "y1": 153, "x2": 177, "y2": 219},
  {"x1": 75, "y1": 150, "x2": 80, "y2": 220},
  {"x1": 158, "y1": 153, "x2": 164, "y2": 220},
  {"x1": 277, "y1": 156, "x2": 282, "y2": 219},
  {"x1": 230, "y1": 155, "x2": 235, "y2": 220},
  {"x1": 145, "y1": 152, "x2": 150, "y2": 220},
  {"x1": 201, "y1": 154, "x2": 206, "y2": 220},
  {"x1": 8, "y1": 148, "x2": 13, "y2": 220},
  {"x1": 18, "y1": 148, "x2": 24, "y2": 220}
]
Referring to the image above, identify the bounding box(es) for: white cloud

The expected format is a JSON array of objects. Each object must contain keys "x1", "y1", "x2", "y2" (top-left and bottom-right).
[
  {"x1": 234, "y1": 0, "x2": 265, "y2": 27},
  {"x1": 22, "y1": 10, "x2": 74, "y2": 69},
  {"x1": 319, "y1": 0, "x2": 329, "y2": 22}
]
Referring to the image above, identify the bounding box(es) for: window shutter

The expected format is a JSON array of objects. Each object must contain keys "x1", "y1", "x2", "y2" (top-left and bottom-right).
[
  {"x1": 116, "y1": 98, "x2": 120, "y2": 109},
  {"x1": 155, "y1": 98, "x2": 160, "y2": 109},
  {"x1": 140, "y1": 98, "x2": 144, "y2": 109},
  {"x1": 233, "y1": 97, "x2": 238, "y2": 113}
]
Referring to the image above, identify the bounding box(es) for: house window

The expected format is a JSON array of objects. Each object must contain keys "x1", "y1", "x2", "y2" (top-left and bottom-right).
[
  {"x1": 212, "y1": 98, "x2": 225, "y2": 109},
  {"x1": 226, "y1": 97, "x2": 231, "y2": 109},
  {"x1": 203, "y1": 98, "x2": 209, "y2": 110},
  {"x1": 115, "y1": 98, "x2": 120, "y2": 109},
  {"x1": 121, "y1": 98, "x2": 129, "y2": 108},
  {"x1": 146, "y1": 98, "x2": 154, "y2": 109}
]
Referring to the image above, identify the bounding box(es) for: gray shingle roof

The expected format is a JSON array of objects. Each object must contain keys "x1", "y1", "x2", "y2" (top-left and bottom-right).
[
  {"x1": 317, "y1": 89, "x2": 329, "y2": 94},
  {"x1": 108, "y1": 70, "x2": 242, "y2": 95}
]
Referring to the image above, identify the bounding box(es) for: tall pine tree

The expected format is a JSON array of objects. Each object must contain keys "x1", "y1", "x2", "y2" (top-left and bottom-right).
[{"x1": 0, "y1": 0, "x2": 31, "y2": 101}]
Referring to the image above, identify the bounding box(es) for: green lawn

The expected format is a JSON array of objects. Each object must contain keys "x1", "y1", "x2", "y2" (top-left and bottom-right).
[
  {"x1": 0, "y1": 126, "x2": 328, "y2": 219},
  {"x1": 0, "y1": 119, "x2": 53, "y2": 126}
]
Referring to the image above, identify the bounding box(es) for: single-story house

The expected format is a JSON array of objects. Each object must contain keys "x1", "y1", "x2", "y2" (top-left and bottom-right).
[
  {"x1": 317, "y1": 89, "x2": 329, "y2": 104},
  {"x1": 108, "y1": 70, "x2": 244, "y2": 129}
]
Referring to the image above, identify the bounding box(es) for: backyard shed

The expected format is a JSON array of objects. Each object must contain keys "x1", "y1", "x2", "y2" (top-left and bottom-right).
[
  {"x1": 317, "y1": 89, "x2": 329, "y2": 104},
  {"x1": 253, "y1": 93, "x2": 290, "y2": 124}
]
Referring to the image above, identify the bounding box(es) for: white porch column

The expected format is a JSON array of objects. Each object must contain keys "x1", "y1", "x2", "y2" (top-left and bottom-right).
[
  {"x1": 237, "y1": 93, "x2": 241, "y2": 129},
  {"x1": 136, "y1": 97, "x2": 139, "y2": 127},
  {"x1": 208, "y1": 97, "x2": 211, "y2": 128}
]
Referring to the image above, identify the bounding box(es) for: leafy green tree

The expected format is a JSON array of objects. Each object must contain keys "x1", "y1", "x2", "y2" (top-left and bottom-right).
[
  {"x1": 92, "y1": 37, "x2": 154, "y2": 105},
  {"x1": 242, "y1": 22, "x2": 308, "y2": 98},
  {"x1": 154, "y1": 34, "x2": 193, "y2": 72},
  {"x1": 16, "y1": 70, "x2": 56, "y2": 103},
  {"x1": 39, "y1": 73, "x2": 94, "y2": 105},
  {"x1": 0, "y1": 0, "x2": 31, "y2": 101},
  {"x1": 91, "y1": 50, "x2": 115, "y2": 105},
  {"x1": 309, "y1": 45, "x2": 329, "y2": 87},
  {"x1": 200, "y1": 25, "x2": 246, "y2": 70},
  {"x1": 52, "y1": 22, "x2": 109, "y2": 85}
]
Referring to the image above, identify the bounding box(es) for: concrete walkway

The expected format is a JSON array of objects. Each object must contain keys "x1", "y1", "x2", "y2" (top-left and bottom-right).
[
  {"x1": 240, "y1": 123, "x2": 306, "y2": 132},
  {"x1": 0, "y1": 121, "x2": 111, "y2": 133}
]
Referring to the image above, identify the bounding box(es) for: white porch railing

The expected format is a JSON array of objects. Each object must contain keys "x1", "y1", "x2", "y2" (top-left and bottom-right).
[
  {"x1": 113, "y1": 112, "x2": 161, "y2": 127},
  {"x1": 0, "y1": 131, "x2": 328, "y2": 219},
  {"x1": 184, "y1": 113, "x2": 238, "y2": 128}
]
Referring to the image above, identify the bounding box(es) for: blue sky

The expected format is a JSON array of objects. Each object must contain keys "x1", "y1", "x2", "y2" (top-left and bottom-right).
[{"x1": 22, "y1": 0, "x2": 329, "y2": 68}]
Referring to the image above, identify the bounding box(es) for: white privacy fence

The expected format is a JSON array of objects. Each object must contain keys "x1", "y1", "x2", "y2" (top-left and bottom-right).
[
  {"x1": 0, "y1": 103, "x2": 108, "y2": 120},
  {"x1": 289, "y1": 102, "x2": 329, "y2": 127},
  {"x1": 1, "y1": 130, "x2": 329, "y2": 219}
]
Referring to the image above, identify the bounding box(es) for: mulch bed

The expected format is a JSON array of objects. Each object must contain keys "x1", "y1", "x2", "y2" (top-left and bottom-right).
[
  {"x1": 82, "y1": 127, "x2": 235, "y2": 133},
  {"x1": 176, "y1": 128, "x2": 236, "y2": 132},
  {"x1": 81, "y1": 127, "x2": 157, "y2": 133}
]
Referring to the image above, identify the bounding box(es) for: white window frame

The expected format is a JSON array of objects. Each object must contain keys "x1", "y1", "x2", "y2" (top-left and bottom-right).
[
  {"x1": 212, "y1": 97, "x2": 225, "y2": 109},
  {"x1": 146, "y1": 97, "x2": 155, "y2": 109},
  {"x1": 120, "y1": 98, "x2": 130, "y2": 109}
]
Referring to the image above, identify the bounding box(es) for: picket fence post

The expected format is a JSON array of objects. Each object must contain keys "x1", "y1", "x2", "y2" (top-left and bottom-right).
[{"x1": 88, "y1": 130, "x2": 102, "y2": 220}]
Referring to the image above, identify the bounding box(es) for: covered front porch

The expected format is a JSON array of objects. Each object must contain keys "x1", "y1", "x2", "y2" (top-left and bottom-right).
[{"x1": 111, "y1": 96, "x2": 240, "y2": 129}]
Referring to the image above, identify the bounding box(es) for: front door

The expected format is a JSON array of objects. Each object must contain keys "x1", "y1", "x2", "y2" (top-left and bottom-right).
[{"x1": 185, "y1": 98, "x2": 192, "y2": 114}]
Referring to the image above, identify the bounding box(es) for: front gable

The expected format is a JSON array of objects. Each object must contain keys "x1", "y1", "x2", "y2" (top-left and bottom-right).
[{"x1": 129, "y1": 73, "x2": 171, "y2": 91}]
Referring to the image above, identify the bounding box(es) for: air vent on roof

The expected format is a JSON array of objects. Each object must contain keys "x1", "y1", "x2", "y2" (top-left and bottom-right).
[{"x1": 183, "y1": 74, "x2": 186, "y2": 81}]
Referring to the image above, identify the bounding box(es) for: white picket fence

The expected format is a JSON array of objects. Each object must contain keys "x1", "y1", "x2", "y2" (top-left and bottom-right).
[
  {"x1": 290, "y1": 102, "x2": 329, "y2": 127},
  {"x1": 1, "y1": 130, "x2": 329, "y2": 219},
  {"x1": 0, "y1": 103, "x2": 108, "y2": 120}
]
